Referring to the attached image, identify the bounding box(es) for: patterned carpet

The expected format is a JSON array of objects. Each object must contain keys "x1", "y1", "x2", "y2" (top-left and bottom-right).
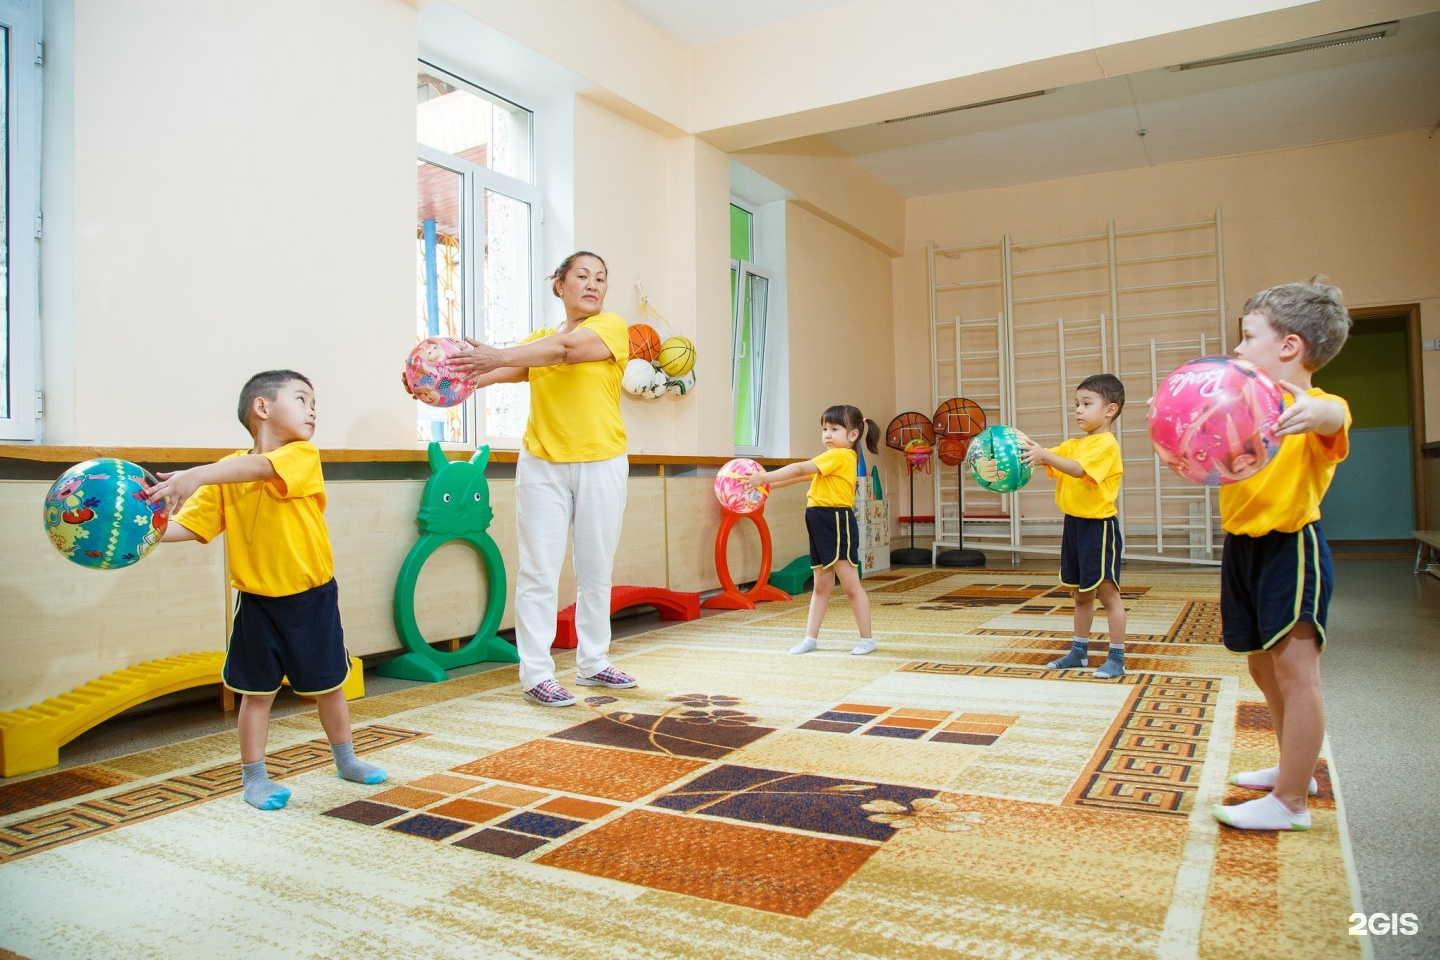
[{"x1": 0, "y1": 568, "x2": 1364, "y2": 959}]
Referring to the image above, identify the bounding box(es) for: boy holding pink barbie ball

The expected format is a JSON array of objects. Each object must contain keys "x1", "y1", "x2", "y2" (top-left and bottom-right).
[{"x1": 1206, "y1": 278, "x2": 1352, "y2": 832}]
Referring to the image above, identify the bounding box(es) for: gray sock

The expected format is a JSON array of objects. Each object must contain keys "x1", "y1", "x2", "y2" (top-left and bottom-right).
[
  {"x1": 1094, "y1": 645, "x2": 1125, "y2": 679},
  {"x1": 1049, "y1": 639, "x2": 1089, "y2": 670},
  {"x1": 241, "y1": 759, "x2": 291, "y2": 810},
  {"x1": 332, "y1": 740, "x2": 387, "y2": 785}
]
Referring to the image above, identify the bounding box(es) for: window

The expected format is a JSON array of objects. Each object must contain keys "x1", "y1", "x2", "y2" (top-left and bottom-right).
[
  {"x1": 730, "y1": 202, "x2": 770, "y2": 453},
  {"x1": 0, "y1": 0, "x2": 40, "y2": 441},
  {"x1": 415, "y1": 62, "x2": 539, "y2": 444}
]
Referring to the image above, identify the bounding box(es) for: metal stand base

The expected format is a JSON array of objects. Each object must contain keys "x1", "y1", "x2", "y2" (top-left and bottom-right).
[
  {"x1": 935, "y1": 548, "x2": 985, "y2": 568},
  {"x1": 890, "y1": 547, "x2": 932, "y2": 566}
]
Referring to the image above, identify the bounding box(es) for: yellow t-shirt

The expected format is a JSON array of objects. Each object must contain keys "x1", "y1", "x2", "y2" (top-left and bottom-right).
[
  {"x1": 171, "y1": 441, "x2": 334, "y2": 597},
  {"x1": 1220, "y1": 388, "x2": 1351, "y2": 536},
  {"x1": 807, "y1": 447, "x2": 859, "y2": 508},
  {"x1": 521, "y1": 311, "x2": 629, "y2": 463},
  {"x1": 1044, "y1": 431, "x2": 1123, "y2": 519}
]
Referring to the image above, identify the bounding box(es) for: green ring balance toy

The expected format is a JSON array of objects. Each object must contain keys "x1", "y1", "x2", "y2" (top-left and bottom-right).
[{"x1": 379, "y1": 443, "x2": 518, "y2": 682}]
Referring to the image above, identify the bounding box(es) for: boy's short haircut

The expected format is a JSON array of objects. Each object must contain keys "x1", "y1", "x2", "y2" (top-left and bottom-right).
[
  {"x1": 1242, "y1": 276, "x2": 1351, "y2": 371},
  {"x1": 238, "y1": 369, "x2": 312, "y2": 432},
  {"x1": 1077, "y1": 373, "x2": 1125, "y2": 416}
]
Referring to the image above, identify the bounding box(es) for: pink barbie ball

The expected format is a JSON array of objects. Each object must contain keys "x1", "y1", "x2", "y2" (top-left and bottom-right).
[
  {"x1": 715, "y1": 458, "x2": 769, "y2": 514},
  {"x1": 1148, "y1": 355, "x2": 1286, "y2": 486},
  {"x1": 403, "y1": 336, "x2": 475, "y2": 408}
]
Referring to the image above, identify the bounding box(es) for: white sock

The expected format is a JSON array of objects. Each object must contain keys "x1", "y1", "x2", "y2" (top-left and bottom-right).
[
  {"x1": 851, "y1": 638, "x2": 877, "y2": 656},
  {"x1": 1213, "y1": 792, "x2": 1311, "y2": 831},
  {"x1": 789, "y1": 637, "x2": 818, "y2": 655},
  {"x1": 1229, "y1": 765, "x2": 1319, "y2": 795}
]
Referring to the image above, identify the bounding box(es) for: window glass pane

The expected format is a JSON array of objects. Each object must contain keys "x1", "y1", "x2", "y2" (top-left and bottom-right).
[
  {"x1": 733, "y1": 269, "x2": 767, "y2": 447},
  {"x1": 729, "y1": 204, "x2": 752, "y2": 262},
  {"x1": 416, "y1": 159, "x2": 467, "y2": 443},
  {"x1": 482, "y1": 188, "x2": 531, "y2": 438},
  {"x1": 417, "y1": 65, "x2": 532, "y2": 184},
  {"x1": 0, "y1": 25, "x2": 9, "y2": 420}
]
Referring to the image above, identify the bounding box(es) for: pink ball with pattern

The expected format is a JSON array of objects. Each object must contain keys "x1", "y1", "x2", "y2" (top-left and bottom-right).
[
  {"x1": 403, "y1": 336, "x2": 475, "y2": 408},
  {"x1": 714, "y1": 458, "x2": 769, "y2": 514},
  {"x1": 1148, "y1": 355, "x2": 1286, "y2": 486}
]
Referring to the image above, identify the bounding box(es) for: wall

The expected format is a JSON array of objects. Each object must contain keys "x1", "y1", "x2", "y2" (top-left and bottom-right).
[
  {"x1": 55, "y1": 0, "x2": 418, "y2": 448},
  {"x1": 734, "y1": 144, "x2": 906, "y2": 257},
  {"x1": 35, "y1": 0, "x2": 744, "y2": 460},
  {"x1": 895, "y1": 129, "x2": 1440, "y2": 514},
  {"x1": 1316, "y1": 323, "x2": 1411, "y2": 429},
  {"x1": 1319, "y1": 322, "x2": 1418, "y2": 539},
  {"x1": 785, "y1": 204, "x2": 899, "y2": 474},
  {"x1": 568, "y1": 98, "x2": 735, "y2": 457}
]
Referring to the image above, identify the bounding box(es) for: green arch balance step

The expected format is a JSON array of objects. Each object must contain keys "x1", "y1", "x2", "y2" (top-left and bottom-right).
[{"x1": 381, "y1": 443, "x2": 518, "y2": 682}]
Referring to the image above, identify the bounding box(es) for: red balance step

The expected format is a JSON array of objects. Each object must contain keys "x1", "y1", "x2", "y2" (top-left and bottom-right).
[{"x1": 553, "y1": 585, "x2": 702, "y2": 649}]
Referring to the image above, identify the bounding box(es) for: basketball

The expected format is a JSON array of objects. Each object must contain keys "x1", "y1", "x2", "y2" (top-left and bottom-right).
[
  {"x1": 965, "y1": 425, "x2": 1033, "y2": 493},
  {"x1": 932, "y1": 398, "x2": 986, "y2": 465},
  {"x1": 43, "y1": 458, "x2": 169, "y2": 570},
  {"x1": 628, "y1": 323, "x2": 663, "y2": 362},
  {"x1": 885, "y1": 412, "x2": 935, "y2": 451},
  {"x1": 655, "y1": 336, "x2": 696, "y2": 377},
  {"x1": 1148, "y1": 355, "x2": 1285, "y2": 485},
  {"x1": 936, "y1": 435, "x2": 970, "y2": 466},
  {"x1": 714, "y1": 457, "x2": 768, "y2": 514},
  {"x1": 403, "y1": 336, "x2": 475, "y2": 408}
]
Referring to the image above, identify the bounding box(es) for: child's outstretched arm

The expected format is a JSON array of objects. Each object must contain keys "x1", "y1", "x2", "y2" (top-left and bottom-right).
[
  {"x1": 1019, "y1": 436, "x2": 1085, "y2": 479},
  {"x1": 162, "y1": 522, "x2": 201, "y2": 543},
  {"x1": 742, "y1": 460, "x2": 819, "y2": 491},
  {"x1": 145, "y1": 455, "x2": 277, "y2": 516},
  {"x1": 1274, "y1": 380, "x2": 1346, "y2": 437}
]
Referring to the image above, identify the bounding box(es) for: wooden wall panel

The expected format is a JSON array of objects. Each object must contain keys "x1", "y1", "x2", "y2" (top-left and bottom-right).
[
  {"x1": 2, "y1": 473, "x2": 803, "y2": 711},
  {"x1": 0, "y1": 481, "x2": 227, "y2": 711},
  {"x1": 327, "y1": 479, "x2": 496, "y2": 657},
  {"x1": 328, "y1": 476, "x2": 671, "y2": 656},
  {"x1": 610, "y1": 476, "x2": 670, "y2": 591},
  {"x1": 663, "y1": 477, "x2": 809, "y2": 592}
]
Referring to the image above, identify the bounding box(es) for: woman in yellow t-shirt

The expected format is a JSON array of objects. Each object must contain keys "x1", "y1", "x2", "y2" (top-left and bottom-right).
[
  {"x1": 449, "y1": 252, "x2": 634, "y2": 707},
  {"x1": 742, "y1": 404, "x2": 882, "y2": 656}
]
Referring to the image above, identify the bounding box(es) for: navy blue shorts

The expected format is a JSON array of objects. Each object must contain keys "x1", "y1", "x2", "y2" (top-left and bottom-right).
[
  {"x1": 1220, "y1": 524, "x2": 1333, "y2": 654},
  {"x1": 1059, "y1": 515, "x2": 1122, "y2": 591},
  {"x1": 224, "y1": 578, "x2": 351, "y2": 696},
  {"x1": 807, "y1": 506, "x2": 859, "y2": 569}
]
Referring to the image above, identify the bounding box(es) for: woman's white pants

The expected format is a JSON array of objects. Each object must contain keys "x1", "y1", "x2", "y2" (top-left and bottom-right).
[{"x1": 513, "y1": 450, "x2": 628, "y2": 690}]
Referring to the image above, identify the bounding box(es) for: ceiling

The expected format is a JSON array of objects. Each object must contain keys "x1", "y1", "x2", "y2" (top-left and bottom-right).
[{"x1": 617, "y1": 2, "x2": 1440, "y2": 197}]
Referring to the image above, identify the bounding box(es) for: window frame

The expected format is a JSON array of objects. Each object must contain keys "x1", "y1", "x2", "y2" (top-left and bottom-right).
[
  {"x1": 415, "y1": 59, "x2": 542, "y2": 449},
  {"x1": 730, "y1": 198, "x2": 773, "y2": 456},
  {"x1": 731, "y1": 258, "x2": 771, "y2": 457},
  {"x1": 0, "y1": 0, "x2": 42, "y2": 441}
]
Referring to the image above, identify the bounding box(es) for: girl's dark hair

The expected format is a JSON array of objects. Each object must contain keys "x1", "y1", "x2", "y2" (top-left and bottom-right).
[
  {"x1": 237, "y1": 369, "x2": 311, "y2": 432},
  {"x1": 548, "y1": 250, "x2": 607, "y2": 298},
  {"x1": 821, "y1": 404, "x2": 881, "y2": 455}
]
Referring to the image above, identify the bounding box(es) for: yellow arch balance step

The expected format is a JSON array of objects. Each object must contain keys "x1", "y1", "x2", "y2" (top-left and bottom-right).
[{"x1": 0, "y1": 652, "x2": 365, "y2": 777}]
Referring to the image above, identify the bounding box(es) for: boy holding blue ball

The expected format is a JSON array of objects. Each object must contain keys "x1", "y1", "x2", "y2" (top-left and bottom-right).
[
  {"x1": 1020, "y1": 374, "x2": 1127, "y2": 679},
  {"x1": 146, "y1": 370, "x2": 386, "y2": 811}
]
